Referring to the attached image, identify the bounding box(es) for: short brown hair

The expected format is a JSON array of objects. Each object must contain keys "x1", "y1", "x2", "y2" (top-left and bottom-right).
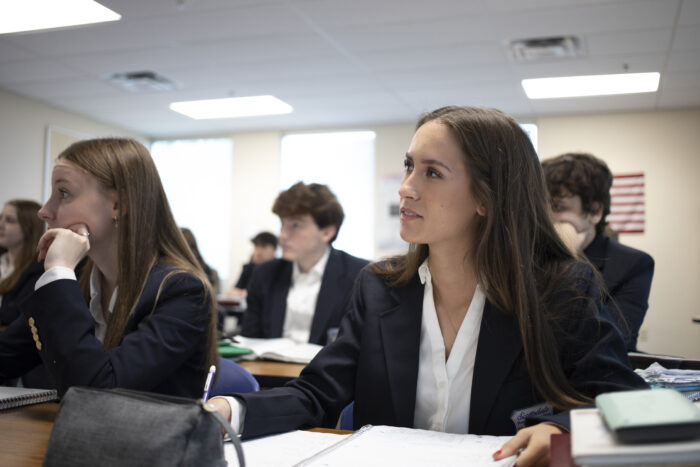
[
  {"x1": 251, "y1": 231, "x2": 277, "y2": 248},
  {"x1": 541, "y1": 153, "x2": 613, "y2": 234},
  {"x1": 272, "y1": 182, "x2": 344, "y2": 243}
]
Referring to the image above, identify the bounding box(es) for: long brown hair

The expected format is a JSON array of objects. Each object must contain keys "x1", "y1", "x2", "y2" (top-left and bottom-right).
[
  {"x1": 373, "y1": 106, "x2": 591, "y2": 409},
  {"x1": 0, "y1": 200, "x2": 44, "y2": 294},
  {"x1": 58, "y1": 138, "x2": 217, "y2": 371}
]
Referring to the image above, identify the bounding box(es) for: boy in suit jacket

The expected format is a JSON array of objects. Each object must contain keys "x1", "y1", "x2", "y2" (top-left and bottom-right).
[
  {"x1": 240, "y1": 182, "x2": 368, "y2": 345},
  {"x1": 542, "y1": 152, "x2": 654, "y2": 351}
]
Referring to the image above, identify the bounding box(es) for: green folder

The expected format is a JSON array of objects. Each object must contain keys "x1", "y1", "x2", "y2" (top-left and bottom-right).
[{"x1": 217, "y1": 341, "x2": 254, "y2": 358}]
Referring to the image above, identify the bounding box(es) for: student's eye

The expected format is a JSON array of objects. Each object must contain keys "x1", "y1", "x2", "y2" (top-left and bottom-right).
[
  {"x1": 403, "y1": 159, "x2": 413, "y2": 172},
  {"x1": 58, "y1": 189, "x2": 70, "y2": 199},
  {"x1": 427, "y1": 167, "x2": 441, "y2": 178}
]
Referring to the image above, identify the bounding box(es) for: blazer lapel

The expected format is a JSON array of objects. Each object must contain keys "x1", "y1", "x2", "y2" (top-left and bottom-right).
[
  {"x1": 269, "y1": 261, "x2": 293, "y2": 337},
  {"x1": 469, "y1": 301, "x2": 522, "y2": 433},
  {"x1": 310, "y1": 249, "x2": 342, "y2": 343},
  {"x1": 378, "y1": 278, "x2": 423, "y2": 427}
]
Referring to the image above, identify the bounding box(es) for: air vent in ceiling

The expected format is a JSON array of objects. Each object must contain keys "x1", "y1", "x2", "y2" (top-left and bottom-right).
[
  {"x1": 508, "y1": 36, "x2": 583, "y2": 62},
  {"x1": 105, "y1": 71, "x2": 178, "y2": 92}
]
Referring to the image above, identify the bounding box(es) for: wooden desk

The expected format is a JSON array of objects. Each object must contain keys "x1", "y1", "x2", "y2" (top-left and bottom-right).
[
  {"x1": 0, "y1": 402, "x2": 58, "y2": 467},
  {"x1": 0, "y1": 402, "x2": 347, "y2": 466},
  {"x1": 238, "y1": 360, "x2": 305, "y2": 387}
]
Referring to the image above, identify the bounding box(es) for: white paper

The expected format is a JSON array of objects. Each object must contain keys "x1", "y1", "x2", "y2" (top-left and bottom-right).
[
  {"x1": 225, "y1": 430, "x2": 349, "y2": 467},
  {"x1": 297, "y1": 425, "x2": 515, "y2": 467}
]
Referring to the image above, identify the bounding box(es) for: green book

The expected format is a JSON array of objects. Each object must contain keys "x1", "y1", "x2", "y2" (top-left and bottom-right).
[
  {"x1": 596, "y1": 388, "x2": 700, "y2": 443},
  {"x1": 217, "y1": 341, "x2": 254, "y2": 358}
]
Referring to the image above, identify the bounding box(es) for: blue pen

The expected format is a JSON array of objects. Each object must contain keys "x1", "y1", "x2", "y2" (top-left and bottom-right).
[{"x1": 202, "y1": 364, "x2": 216, "y2": 401}]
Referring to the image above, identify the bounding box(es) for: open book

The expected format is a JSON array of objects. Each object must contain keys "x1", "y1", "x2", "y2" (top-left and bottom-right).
[
  {"x1": 234, "y1": 336, "x2": 322, "y2": 364},
  {"x1": 571, "y1": 408, "x2": 700, "y2": 466},
  {"x1": 228, "y1": 425, "x2": 515, "y2": 467},
  {"x1": 0, "y1": 386, "x2": 58, "y2": 410}
]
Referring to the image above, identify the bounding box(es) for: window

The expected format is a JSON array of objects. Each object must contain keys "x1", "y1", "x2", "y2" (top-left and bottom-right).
[
  {"x1": 280, "y1": 131, "x2": 376, "y2": 260},
  {"x1": 151, "y1": 138, "x2": 233, "y2": 280}
]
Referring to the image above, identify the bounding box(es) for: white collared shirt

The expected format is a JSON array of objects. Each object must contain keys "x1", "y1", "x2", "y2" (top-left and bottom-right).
[
  {"x1": 413, "y1": 258, "x2": 485, "y2": 434},
  {"x1": 0, "y1": 252, "x2": 14, "y2": 305},
  {"x1": 0, "y1": 252, "x2": 14, "y2": 281},
  {"x1": 35, "y1": 265, "x2": 118, "y2": 343},
  {"x1": 282, "y1": 247, "x2": 330, "y2": 344}
]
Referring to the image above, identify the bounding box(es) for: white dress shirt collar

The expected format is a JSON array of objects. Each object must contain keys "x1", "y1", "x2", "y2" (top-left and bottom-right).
[
  {"x1": 89, "y1": 265, "x2": 118, "y2": 343},
  {"x1": 0, "y1": 252, "x2": 14, "y2": 281},
  {"x1": 414, "y1": 257, "x2": 486, "y2": 434},
  {"x1": 284, "y1": 247, "x2": 331, "y2": 343}
]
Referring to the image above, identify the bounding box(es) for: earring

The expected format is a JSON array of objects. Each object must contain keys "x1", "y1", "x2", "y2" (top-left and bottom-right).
[{"x1": 113, "y1": 217, "x2": 119, "y2": 227}]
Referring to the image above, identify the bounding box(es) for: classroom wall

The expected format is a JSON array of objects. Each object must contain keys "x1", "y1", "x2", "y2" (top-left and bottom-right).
[
  {"x1": 537, "y1": 109, "x2": 700, "y2": 359},
  {"x1": 0, "y1": 89, "x2": 144, "y2": 205}
]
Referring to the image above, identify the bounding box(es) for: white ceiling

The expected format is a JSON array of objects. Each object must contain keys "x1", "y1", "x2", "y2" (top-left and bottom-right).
[{"x1": 1, "y1": 0, "x2": 698, "y2": 139}]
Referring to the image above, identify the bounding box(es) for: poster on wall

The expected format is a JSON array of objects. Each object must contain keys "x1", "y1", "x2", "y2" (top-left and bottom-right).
[
  {"x1": 377, "y1": 175, "x2": 408, "y2": 258},
  {"x1": 608, "y1": 173, "x2": 645, "y2": 234}
]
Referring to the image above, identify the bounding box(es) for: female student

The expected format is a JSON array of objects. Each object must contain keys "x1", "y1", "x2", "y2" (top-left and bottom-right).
[
  {"x1": 211, "y1": 107, "x2": 646, "y2": 466},
  {"x1": 0, "y1": 138, "x2": 217, "y2": 398},
  {"x1": 0, "y1": 199, "x2": 44, "y2": 325}
]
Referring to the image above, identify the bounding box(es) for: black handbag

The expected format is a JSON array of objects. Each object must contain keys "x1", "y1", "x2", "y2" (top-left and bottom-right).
[{"x1": 43, "y1": 387, "x2": 245, "y2": 467}]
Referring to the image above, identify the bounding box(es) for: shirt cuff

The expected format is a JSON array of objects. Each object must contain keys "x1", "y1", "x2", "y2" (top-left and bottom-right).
[
  {"x1": 35, "y1": 267, "x2": 76, "y2": 290},
  {"x1": 222, "y1": 396, "x2": 246, "y2": 434}
]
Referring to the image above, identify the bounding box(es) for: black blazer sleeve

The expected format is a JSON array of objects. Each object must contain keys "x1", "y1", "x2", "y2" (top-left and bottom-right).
[
  {"x1": 607, "y1": 250, "x2": 654, "y2": 350},
  {"x1": 0, "y1": 260, "x2": 43, "y2": 325},
  {"x1": 234, "y1": 263, "x2": 254, "y2": 289},
  {"x1": 2, "y1": 265, "x2": 211, "y2": 397}
]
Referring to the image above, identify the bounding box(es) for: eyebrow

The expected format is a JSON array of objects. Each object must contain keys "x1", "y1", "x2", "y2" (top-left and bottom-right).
[{"x1": 405, "y1": 153, "x2": 453, "y2": 173}]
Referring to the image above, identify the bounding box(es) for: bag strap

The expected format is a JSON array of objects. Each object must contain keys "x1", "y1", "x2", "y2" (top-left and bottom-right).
[{"x1": 206, "y1": 404, "x2": 246, "y2": 467}]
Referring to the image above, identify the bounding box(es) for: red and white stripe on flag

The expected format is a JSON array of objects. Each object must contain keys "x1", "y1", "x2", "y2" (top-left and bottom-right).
[{"x1": 609, "y1": 173, "x2": 645, "y2": 234}]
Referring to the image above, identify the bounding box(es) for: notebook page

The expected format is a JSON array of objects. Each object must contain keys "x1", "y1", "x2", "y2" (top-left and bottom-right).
[
  {"x1": 225, "y1": 430, "x2": 349, "y2": 467},
  {"x1": 297, "y1": 425, "x2": 515, "y2": 467}
]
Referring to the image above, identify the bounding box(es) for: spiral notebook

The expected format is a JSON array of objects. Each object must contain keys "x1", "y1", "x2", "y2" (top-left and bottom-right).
[{"x1": 0, "y1": 386, "x2": 58, "y2": 410}]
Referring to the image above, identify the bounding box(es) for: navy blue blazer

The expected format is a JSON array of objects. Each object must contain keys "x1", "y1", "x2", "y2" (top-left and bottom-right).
[
  {"x1": 234, "y1": 262, "x2": 255, "y2": 290},
  {"x1": 0, "y1": 259, "x2": 43, "y2": 325},
  {"x1": 240, "y1": 248, "x2": 368, "y2": 345},
  {"x1": 0, "y1": 262, "x2": 211, "y2": 398},
  {"x1": 237, "y1": 262, "x2": 647, "y2": 439},
  {"x1": 584, "y1": 233, "x2": 654, "y2": 350}
]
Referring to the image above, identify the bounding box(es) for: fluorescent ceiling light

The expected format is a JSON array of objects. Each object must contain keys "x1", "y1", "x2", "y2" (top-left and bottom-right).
[
  {"x1": 0, "y1": 0, "x2": 120, "y2": 35},
  {"x1": 170, "y1": 95, "x2": 293, "y2": 120},
  {"x1": 522, "y1": 72, "x2": 660, "y2": 99}
]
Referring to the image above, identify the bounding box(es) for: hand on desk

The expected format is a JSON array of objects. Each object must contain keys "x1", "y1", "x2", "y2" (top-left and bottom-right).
[{"x1": 492, "y1": 423, "x2": 563, "y2": 467}]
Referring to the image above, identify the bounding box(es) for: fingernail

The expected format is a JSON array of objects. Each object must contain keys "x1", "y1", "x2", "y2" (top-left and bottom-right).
[{"x1": 492, "y1": 450, "x2": 502, "y2": 457}]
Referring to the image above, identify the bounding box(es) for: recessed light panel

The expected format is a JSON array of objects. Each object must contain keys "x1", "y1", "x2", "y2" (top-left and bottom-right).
[
  {"x1": 0, "y1": 0, "x2": 120, "y2": 35},
  {"x1": 522, "y1": 72, "x2": 660, "y2": 99},
  {"x1": 170, "y1": 96, "x2": 293, "y2": 120}
]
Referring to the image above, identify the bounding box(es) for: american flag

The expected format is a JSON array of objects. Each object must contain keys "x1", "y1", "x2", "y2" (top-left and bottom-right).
[{"x1": 608, "y1": 173, "x2": 645, "y2": 234}]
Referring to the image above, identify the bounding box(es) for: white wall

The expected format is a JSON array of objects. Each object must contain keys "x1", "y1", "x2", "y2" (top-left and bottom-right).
[
  {"x1": 0, "y1": 89, "x2": 144, "y2": 204},
  {"x1": 538, "y1": 109, "x2": 700, "y2": 359}
]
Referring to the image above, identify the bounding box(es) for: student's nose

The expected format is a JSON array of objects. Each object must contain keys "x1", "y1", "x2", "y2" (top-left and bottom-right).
[
  {"x1": 398, "y1": 173, "x2": 418, "y2": 200},
  {"x1": 37, "y1": 200, "x2": 54, "y2": 222}
]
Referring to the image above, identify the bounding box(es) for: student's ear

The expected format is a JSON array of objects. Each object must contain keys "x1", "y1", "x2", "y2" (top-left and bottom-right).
[
  {"x1": 110, "y1": 190, "x2": 128, "y2": 218},
  {"x1": 589, "y1": 202, "x2": 604, "y2": 225},
  {"x1": 320, "y1": 225, "x2": 337, "y2": 244},
  {"x1": 476, "y1": 201, "x2": 486, "y2": 217}
]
